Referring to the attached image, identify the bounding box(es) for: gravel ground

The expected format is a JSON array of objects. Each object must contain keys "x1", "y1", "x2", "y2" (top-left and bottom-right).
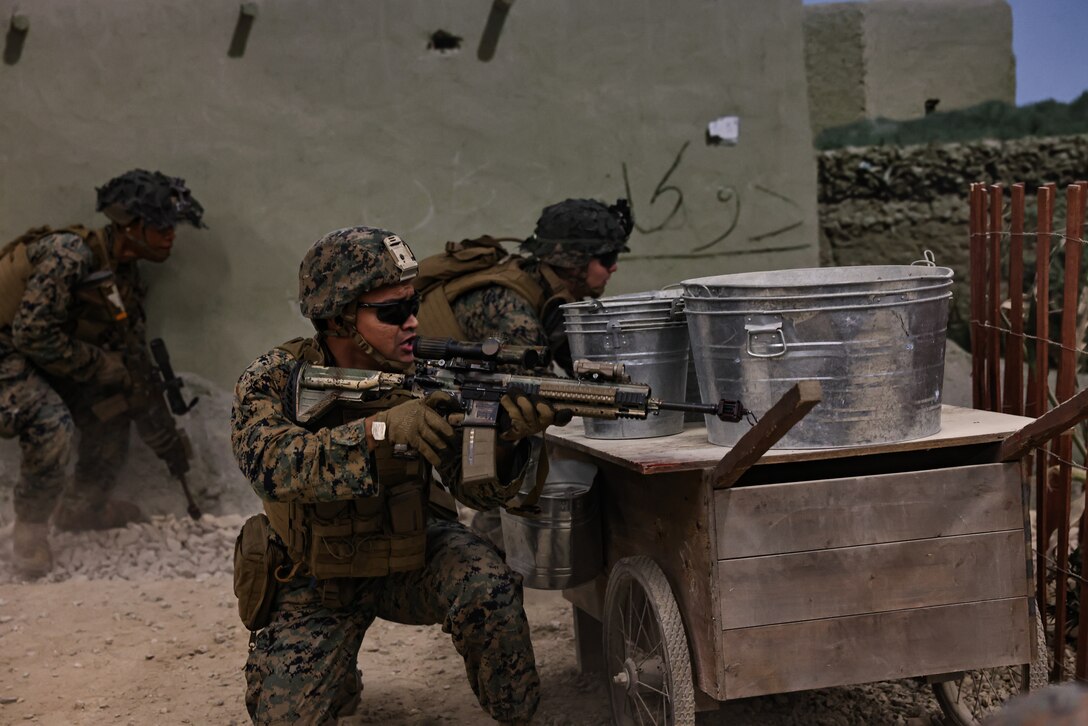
[{"x1": 0, "y1": 352, "x2": 1047, "y2": 724}]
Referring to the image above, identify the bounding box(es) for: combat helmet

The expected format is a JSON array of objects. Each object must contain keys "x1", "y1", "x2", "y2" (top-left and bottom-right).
[
  {"x1": 96, "y1": 169, "x2": 205, "y2": 229},
  {"x1": 298, "y1": 226, "x2": 419, "y2": 369},
  {"x1": 520, "y1": 198, "x2": 634, "y2": 268}
]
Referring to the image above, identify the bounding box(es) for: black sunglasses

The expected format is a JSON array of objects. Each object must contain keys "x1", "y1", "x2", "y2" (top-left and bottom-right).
[
  {"x1": 357, "y1": 293, "x2": 421, "y2": 326},
  {"x1": 595, "y1": 251, "x2": 619, "y2": 268}
]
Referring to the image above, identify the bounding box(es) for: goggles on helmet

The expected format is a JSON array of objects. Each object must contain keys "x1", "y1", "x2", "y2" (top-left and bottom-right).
[{"x1": 357, "y1": 293, "x2": 421, "y2": 326}]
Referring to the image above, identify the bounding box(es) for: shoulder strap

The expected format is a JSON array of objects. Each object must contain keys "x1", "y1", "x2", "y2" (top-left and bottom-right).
[{"x1": 275, "y1": 337, "x2": 326, "y2": 364}]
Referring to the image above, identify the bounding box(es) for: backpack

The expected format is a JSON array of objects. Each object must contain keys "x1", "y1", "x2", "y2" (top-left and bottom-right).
[{"x1": 414, "y1": 236, "x2": 548, "y2": 340}]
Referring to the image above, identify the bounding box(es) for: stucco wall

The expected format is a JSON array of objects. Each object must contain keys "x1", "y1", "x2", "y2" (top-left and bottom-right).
[
  {"x1": 0, "y1": 0, "x2": 818, "y2": 387},
  {"x1": 864, "y1": 0, "x2": 1014, "y2": 121},
  {"x1": 805, "y1": 0, "x2": 1014, "y2": 133},
  {"x1": 803, "y1": 4, "x2": 867, "y2": 134}
]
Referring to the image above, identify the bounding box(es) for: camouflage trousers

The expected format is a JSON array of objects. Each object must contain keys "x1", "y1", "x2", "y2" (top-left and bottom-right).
[
  {"x1": 0, "y1": 353, "x2": 129, "y2": 522},
  {"x1": 245, "y1": 518, "x2": 540, "y2": 725}
]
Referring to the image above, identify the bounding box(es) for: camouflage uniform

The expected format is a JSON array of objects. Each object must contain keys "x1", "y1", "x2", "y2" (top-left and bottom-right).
[
  {"x1": 232, "y1": 227, "x2": 539, "y2": 725},
  {"x1": 0, "y1": 230, "x2": 162, "y2": 519},
  {"x1": 450, "y1": 198, "x2": 632, "y2": 377},
  {"x1": 452, "y1": 258, "x2": 553, "y2": 370},
  {"x1": 444, "y1": 199, "x2": 632, "y2": 546},
  {"x1": 1, "y1": 169, "x2": 203, "y2": 576}
]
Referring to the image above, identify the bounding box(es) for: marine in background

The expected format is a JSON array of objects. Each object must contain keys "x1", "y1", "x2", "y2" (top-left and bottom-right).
[
  {"x1": 230, "y1": 226, "x2": 568, "y2": 724},
  {"x1": 414, "y1": 198, "x2": 631, "y2": 546},
  {"x1": 414, "y1": 197, "x2": 633, "y2": 376},
  {"x1": 0, "y1": 169, "x2": 204, "y2": 577}
]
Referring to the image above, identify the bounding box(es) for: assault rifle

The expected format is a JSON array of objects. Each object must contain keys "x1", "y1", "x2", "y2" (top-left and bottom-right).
[
  {"x1": 293, "y1": 336, "x2": 753, "y2": 489},
  {"x1": 147, "y1": 338, "x2": 201, "y2": 520}
]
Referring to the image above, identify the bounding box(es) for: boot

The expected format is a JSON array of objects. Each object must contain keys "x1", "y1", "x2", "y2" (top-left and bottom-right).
[
  {"x1": 54, "y1": 499, "x2": 148, "y2": 532},
  {"x1": 12, "y1": 521, "x2": 53, "y2": 578}
]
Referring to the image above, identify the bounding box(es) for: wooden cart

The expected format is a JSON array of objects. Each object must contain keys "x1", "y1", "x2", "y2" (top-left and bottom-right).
[{"x1": 548, "y1": 400, "x2": 1057, "y2": 726}]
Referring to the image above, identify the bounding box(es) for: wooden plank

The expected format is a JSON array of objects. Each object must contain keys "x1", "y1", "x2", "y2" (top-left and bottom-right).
[
  {"x1": 721, "y1": 598, "x2": 1031, "y2": 699},
  {"x1": 594, "y1": 464, "x2": 722, "y2": 699},
  {"x1": 545, "y1": 405, "x2": 1034, "y2": 476},
  {"x1": 999, "y1": 387, "x2": 1088, "y2": 462},
  {"x1": 708, "y1": 380, "x2": 822, "y2": 489},
  {"x1": 563, "y1": 575, "x2": 606, "y2": 621},
  {"x1": 571, "y1": 606, "x2": 605, "y2": 674},
  {"x1": 715, "y1": 462, "x2": 1021, "y2": 559},
  {"x1": 718, "y1": 531, "x2": 1026, "y2": 629}
]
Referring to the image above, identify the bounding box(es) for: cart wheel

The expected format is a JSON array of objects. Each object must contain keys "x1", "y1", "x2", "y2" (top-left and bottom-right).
[
  {"x1": 603, "y1": 556, "x2": 696, "y2": 726},
  {"x1": 932, "y1": 609, "x2": 1049, "y2": 725}
]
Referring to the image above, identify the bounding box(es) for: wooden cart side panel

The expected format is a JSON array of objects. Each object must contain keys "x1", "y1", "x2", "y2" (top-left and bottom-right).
[
  {"x1": 596, "y1": 463, "x2": 722, "y2": 699},
  {"x1": 717, "y1": 530, "x2": 1026, "y2": 629},
  {"x1": 714, "y1": 462, "x2": 1020, "y2": 559},
  {"x1": 722, "y1": 598, "x2": 1031, "y2": 699}
]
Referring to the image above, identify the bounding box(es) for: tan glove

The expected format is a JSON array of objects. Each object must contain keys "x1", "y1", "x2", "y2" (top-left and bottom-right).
[
  {"x1": 369, "y1": 392, "x2": 457, "y2": 468},
  {"x1": 93, "y1": 351, "x2": 131, "y2": 391},
  {"x1": 498, "y1": 388, "x2": 573, "y2": 442}
]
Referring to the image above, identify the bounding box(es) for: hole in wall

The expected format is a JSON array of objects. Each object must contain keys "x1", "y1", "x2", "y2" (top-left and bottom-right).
[{"x1": 428, "y1": 30, "x2": 462, "y2": 54}]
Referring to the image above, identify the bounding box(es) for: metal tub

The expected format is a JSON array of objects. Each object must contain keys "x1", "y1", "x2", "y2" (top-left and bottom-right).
[
  {"x1": 563, "y1": 291, "x2": 690, "y2": 439},
  {"x1": 683, "y1": 265, "x2": 953, "y2": 449},
  {"x1": 501, "y1": 476, "x2": 601, "y2": 589}
]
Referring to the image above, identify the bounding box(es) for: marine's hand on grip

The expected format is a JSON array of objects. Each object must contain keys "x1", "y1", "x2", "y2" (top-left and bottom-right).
[
  {"x1": 498, "y1": 387, "x2": 573, "y2": 442},
  {"x1": 93, "y1": 350, "x2": 131, "y2": 391},
  {"x1": 369, "y1": 392, "x2": 457, "y2": 468}
]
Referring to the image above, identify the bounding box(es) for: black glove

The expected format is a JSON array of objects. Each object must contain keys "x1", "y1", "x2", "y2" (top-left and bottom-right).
[{"x1": 498, "y1": 388, "x2": 573, "y2": 442}]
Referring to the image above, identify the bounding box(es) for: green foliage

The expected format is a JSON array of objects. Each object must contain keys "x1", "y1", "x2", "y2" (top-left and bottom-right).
[{"x1": 815, "y1": 93, "x2": 1088, "y2": 150}]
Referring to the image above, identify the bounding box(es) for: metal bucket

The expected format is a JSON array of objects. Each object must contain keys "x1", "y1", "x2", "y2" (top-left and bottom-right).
[
  {"x1": 501, "y1": 455, "x2": 602, "y2": 590},
  {"x1": 563, "y1": 291, "x2": 690, "y2": 439},
  {"x1": 683, "y1": 265, "x2": 953, "y2": 449}
]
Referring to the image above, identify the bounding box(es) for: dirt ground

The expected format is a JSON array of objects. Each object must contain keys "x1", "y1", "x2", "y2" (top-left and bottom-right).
[
  {"x1": 0, "y1": 348, "x2": 995, "y2": 725},
  {"x1": 0, "y1": 577, "x2": 613, "y2": 726},
  {"x1": 0, "y1": 571, "x2": 956, "y2": 726}
]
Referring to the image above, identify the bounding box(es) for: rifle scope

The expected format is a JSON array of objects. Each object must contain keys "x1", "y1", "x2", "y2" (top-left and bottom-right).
[{"x1": 412, "y1": 336, "x2": 543, "y2": 369}]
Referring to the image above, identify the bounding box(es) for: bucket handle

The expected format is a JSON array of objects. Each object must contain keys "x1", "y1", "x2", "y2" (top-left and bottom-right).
[
  {"x1": 745, "y1": 320, "x2": 787, "y2": 358},
  {"x1": 911, "y1": 249, "x2": 937, "y2": 267}
]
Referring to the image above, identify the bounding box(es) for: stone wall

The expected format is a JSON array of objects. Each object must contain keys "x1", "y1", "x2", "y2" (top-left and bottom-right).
[{"x1": 818, "y1": 134, "x2": 1088, "y2": 344}]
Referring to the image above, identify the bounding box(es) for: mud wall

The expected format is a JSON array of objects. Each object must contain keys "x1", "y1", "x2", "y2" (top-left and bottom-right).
[
  {"x1": 805, "y1": 0, "x2": 1014, "y2": 134},
  {"x1": 0, "y1": 0, "x2": 818, "y2": 387}
]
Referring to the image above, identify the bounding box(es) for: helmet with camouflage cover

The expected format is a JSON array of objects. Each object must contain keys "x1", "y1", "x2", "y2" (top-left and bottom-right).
[
  {"x1": 298, "y1": 226, "x2": 418, "y2": 321},
  {"x1": 96, "y1": 169, "x2": 205, "y2": 229},
  {"x1": 520, "y1": 198, "x2": 633, "y2": 268},
  {"x1": 298, "y1": 226, "x2": 419, "y2": 371}
]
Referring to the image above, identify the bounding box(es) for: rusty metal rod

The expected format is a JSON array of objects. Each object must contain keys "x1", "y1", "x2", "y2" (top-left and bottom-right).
[
  {"x1": 1072, "y1": 181, "x2": 1088, "y2": 681},
  {"x1": 1053, "y1": 183, "x2": 1084, "y2": 681},
  {"x1": 969, "y1": 183, "x2": 987, "y2": 409},
  {"x1": 1034, "y1": 183, "x2": 1054, "y2": 627},
  {"x1": 1005, "y1": 183, "x2": 1026, "y2": 415},
  {"x1": 988, "y1": 184, "x2": 1003, "y2": 412}
]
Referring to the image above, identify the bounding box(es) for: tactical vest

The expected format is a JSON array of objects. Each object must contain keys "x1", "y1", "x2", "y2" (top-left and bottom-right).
[
  {"x1": 414, "y1": 237, "x2": 577, "y2": 342},
  {"x1": 0, "y1": 225, "x2": 128, "y2": 340},
  {"x1": 264, "y1": 337, "x2": 429, "y2": 580}
]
